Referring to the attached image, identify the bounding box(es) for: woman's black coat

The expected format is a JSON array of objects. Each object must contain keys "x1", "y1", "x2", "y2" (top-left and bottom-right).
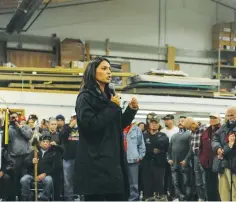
[{"x1": 74, "y1": 87, "x2": 137, "y2": 198}]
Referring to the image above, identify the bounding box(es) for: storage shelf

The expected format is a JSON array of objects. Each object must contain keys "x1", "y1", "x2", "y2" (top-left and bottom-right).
[
  {"x1": 214, "y1": 65, "x2": 236, "y2": 68},
  {"x1": 220, "y1": 79, "x2": 236, "y2": 82}
]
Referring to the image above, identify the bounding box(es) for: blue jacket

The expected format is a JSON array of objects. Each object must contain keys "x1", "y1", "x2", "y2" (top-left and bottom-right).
[{"x1": 126, "y1": 125, "x2": 146, "y2": 163}]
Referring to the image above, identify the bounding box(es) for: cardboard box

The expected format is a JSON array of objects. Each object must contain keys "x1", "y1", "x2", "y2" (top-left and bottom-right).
[
  {"x1": 61, "y1": 38, "x2": 85, "y2": 67},
  {"x1": 71, "y1": 61, "x2": 89, "y2": 69},
  {"x1": 174, "y1": 64, "x2": 180, "y2": 70},
  {"x1": 212, "y1": 40, "x2": 231, "y2": 50},
  {"x1": 212, "y1": 32, "x2": 231, "y2": 41},
  {"x1": 213, "y1": 23, "x2": 231, "y2": 33}
]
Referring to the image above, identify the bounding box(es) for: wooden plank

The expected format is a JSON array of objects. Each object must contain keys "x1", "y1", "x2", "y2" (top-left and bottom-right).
[
  {"x1": 9, "y1": 83, "x2": 125, "y2": 90},
  {"x1": 9, "y1": 83, "x2": 81, "y2": 89},
  {"x1": 0, "y1": 73, "x2": 81, "y2": 82},
  {"x1": 0, "y1": 67, "x2": 135, "y2": 77},
  {"x1": 167, "y1": 46, "x2": 176, "y2": 70}
]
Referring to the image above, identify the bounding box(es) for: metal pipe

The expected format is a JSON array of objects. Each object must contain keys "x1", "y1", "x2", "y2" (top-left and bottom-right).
[
  {"x1": 0, "y1": 0, "x2": 112, "y2": 15},
  {"x1": 23, "y1": 0, "x2": 52, "y2": 32},
  {"x1": 94, "y1": 55, "x2": 212, "y2": 66},
  {"x1": 211, "y1": 0, "x2": 235, "y2": 10}
]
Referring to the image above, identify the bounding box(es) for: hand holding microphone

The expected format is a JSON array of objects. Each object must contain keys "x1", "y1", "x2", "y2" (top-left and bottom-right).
[
  {"x1": 109, "y1": 83, "x2": 121, "y2": 106},
  {"x1": 111, "y1": 95, "x2": 121, "y2": 106}
]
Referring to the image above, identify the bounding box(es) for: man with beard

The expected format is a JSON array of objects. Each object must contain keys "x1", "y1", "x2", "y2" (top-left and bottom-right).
[
  {"x1": 212, "y1": 107, "x2": 236, "y2": 201},
  {"x1": 168, "y1": 116, "x2": 192, "y2": 201},
  {"x1": 161, "y1": 114, "x2": 179, "y2": 198},
  {"x1": 199, "y1": 112, "x2": 221, "y2": 201}
]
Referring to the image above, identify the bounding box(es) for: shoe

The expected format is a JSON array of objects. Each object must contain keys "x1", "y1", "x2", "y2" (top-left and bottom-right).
[{"x1": 159, "y1": 195, "x2": 168, "y2": 201}]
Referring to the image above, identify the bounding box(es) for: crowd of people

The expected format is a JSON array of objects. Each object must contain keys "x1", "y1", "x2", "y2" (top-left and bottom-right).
[
  {"x1": 0, "y1": 57, "x2": 236, "y2": 202},
  {"x1": 0, "y1": 106, "x2": 235, "y2": 201}
]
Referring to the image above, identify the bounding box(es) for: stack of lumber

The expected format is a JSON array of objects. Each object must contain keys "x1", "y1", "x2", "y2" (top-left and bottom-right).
[{"x1": 0, "y1": 66, "x2": 135, "y2": 94}]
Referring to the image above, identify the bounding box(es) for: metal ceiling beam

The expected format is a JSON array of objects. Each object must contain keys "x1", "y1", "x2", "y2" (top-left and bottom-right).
[
  {"x1": 87, "y1": 40, "x2": 214, "y2": 59},
  {"x1": 211, "y1": 0, "x2": 236, "y2": 10},
  {"x1": 0, "y1": 32, "x2": 58, "y2": 45}
]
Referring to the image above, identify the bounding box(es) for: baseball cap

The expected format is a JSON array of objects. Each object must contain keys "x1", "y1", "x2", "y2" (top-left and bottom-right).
[
  {"x1": 56, "y1": 114, "x2": 65, "y2": 121},
  {"x1": 150, "y1": 115, "x2": 160, "y2": 123},
  {"x1": 162, "y1": 114, "x2": 175, "y2": 120},
  {"x1": 209, "y1": 112, "x2": 220, "y2": 118},
  {"x1": 71, "y1": 112, "x2": 77, "y2": 117},
  {"x1": 39, "y1": 133, "x2": 51, "y2": 141}
]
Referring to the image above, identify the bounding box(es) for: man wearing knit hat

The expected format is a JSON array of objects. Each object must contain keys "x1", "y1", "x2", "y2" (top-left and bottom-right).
[{"x1": 20, "y1": 134, "x2": 62, "y2": 201}]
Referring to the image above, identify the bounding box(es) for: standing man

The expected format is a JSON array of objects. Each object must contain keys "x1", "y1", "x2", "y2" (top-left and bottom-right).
[
  {"x1": 161, "y1": 115, "x2": 179, "y2": 141},
  {"x1": 184, "y1": 117, "x2": 206, "y2": 202},
  {"x1": 199, "y1": 112, "x2": 221, "y2": 201},
  {"x1": 8, "y1": 113, "x2": 33, "y2": 200},
  {"x1": 161, "y1": 114, "x2": 179, "y2": 198},
  {"x1": 168, "y1": 116, "x2": 192, "y2": 201},
  {"x1": 61, "y1": 113, "x2": 79, "y2": 201},
  {"x1": 124, "y1": 122, "x2": 145, "y2": 201},
  {"x1": 212, "y1": 106, "x2": 236, "y2": 201}
]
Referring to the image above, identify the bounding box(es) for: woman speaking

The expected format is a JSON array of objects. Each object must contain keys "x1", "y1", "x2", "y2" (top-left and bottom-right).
[{"x1": 75, "y1": 57, "x2": 139, "y2": 201}]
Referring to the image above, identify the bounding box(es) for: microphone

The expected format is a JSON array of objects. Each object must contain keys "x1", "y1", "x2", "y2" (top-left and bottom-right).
[{"x1": 108, "y1": 83, "x2": 116, "y2": 96}]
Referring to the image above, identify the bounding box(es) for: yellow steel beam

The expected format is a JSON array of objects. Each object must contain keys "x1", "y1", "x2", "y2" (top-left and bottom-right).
[
  {"x1": 9, "y1": 83, "x2": 80, "y2": 89},
  {"x1": 0, "y1": 67, "x2": 135, "y2": 77},
  {"x1": 0, "y1": 87, "x2": 123, "y2": 95},
  {"x1": 9, "y1": 83, "x2": 125, "y2": 90}
]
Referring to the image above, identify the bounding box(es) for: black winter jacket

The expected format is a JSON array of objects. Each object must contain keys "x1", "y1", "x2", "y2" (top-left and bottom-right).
[
  {"x1": 74, "y1": 87, "x2": 137, "y2": 198},
  {"x1": 24, "y1": 145, "x2": 63, "y2": 176},
  {"x1": 143, "y1": 131, "x2": 169, "y2": 167},
  {"x1": 212, "y1": 123, "x2": 236, "y2": 174}
]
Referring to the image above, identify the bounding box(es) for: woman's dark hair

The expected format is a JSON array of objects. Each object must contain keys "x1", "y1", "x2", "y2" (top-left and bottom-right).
[{"x1": 81, "y1": 56, "x2": 111, "y2": 96}]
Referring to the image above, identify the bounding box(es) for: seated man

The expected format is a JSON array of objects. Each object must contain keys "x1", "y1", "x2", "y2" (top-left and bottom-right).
[
  {"x1": 20, "y1": 134, "x2": 62, "y2": 201},
  {"x1": 0, "y1": 145, "x2": 14, "y2": 201}
]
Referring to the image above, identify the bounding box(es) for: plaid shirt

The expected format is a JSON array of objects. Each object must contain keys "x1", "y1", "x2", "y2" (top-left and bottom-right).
[{"x1": 191, "y1": 125, "x2": 208, "y2": 154}]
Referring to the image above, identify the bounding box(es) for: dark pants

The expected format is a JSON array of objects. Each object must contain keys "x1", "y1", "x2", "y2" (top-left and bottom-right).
[
  {"x1": 84, "y1": 193, "x2": 126, "y2": 201},
  {"x1": 0, "y1": 174, "x2": 14, "y2": 200},
  {"x1": 164, "y1": 162, "x2": 173, "y2": 196},
  {"x1": 142, "y1": 160, "x2": 165, "y2": 198},
  {"x1": 193, "y1": 155, "x2": 205, "y2": 200},
  {"x1": 10, "y1": 154, "x2": 27, "y2": 199},
  {"x1": 171, "y1": 166, "x2": 191, "y2": 200},
  {"x1": 203, "y1": 168, "x2": 220, "y2": 201}
]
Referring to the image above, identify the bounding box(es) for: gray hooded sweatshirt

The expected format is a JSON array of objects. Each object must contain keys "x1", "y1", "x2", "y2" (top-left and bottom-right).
[{"x1": 8, "y1": 124, "x2": 33, "y2": 156}]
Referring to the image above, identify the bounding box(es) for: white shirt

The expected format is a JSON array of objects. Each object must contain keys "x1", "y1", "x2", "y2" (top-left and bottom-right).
[{"x1": 161, "y1": 126, "x2": 179, "y2": 142}]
